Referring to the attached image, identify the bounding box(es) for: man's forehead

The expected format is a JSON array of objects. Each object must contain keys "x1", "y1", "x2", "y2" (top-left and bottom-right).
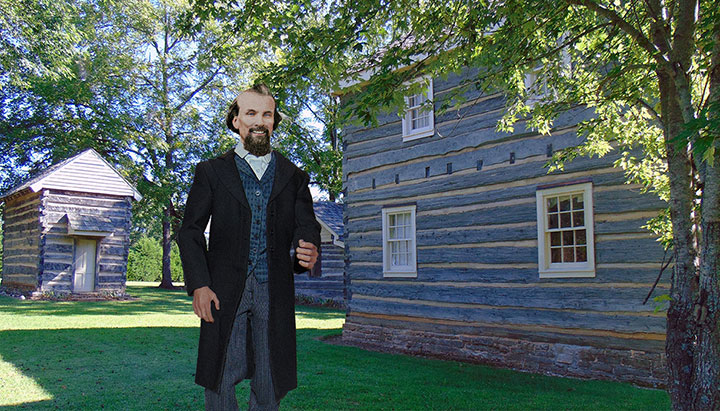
[{"x1": 235, "y1": 91, "x2": 275, "y2": 110}]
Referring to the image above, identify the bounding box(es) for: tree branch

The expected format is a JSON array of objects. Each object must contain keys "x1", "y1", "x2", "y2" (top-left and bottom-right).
[
  {"x1": 635, "y1": 97, "x2": 663, "y2": 124},
  {"x1": 566, "y1": 0, "x2": 668, "y2": 67},
  {"x1": 174, "y1": 67, "x2": 222, "y2": 112}
]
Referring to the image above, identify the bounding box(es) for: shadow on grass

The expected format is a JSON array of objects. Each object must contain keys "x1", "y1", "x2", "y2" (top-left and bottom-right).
[{"x1": 0, "y1": 326, "x2": 202, "y2": 410}]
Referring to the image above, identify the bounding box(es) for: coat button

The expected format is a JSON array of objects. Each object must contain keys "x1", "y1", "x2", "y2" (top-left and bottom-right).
[{"x1": 255, "y1": 190, "x2": 261, "y2": 196}]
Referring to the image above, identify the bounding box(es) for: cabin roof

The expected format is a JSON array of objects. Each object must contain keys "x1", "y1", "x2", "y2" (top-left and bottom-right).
[
  {"x1": 0, "y1": 148, "x2": 142, "y2": 202},
  {"x1": 313, "y1": 201, "x2": 344, "y2": 241}
]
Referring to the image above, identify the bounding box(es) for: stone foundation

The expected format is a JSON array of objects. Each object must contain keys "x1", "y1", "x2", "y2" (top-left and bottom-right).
[{"x1": 342, "y1": 320, "x2": 667, "y2": 388}]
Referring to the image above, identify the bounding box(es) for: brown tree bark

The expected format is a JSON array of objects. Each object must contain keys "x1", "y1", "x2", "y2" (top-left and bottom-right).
[
  {"x1": 158, "y1": 205, "x2": 176, "y2": 289},
  {"x1": 690, "y1": 21, "x2": 720, "y2": 409},
  {"x1": 158, "y1": 10, "x2": 177, "y2": 290},
  {"x1": 659, "y1": 66, "x2": 698, "y2": 410}
]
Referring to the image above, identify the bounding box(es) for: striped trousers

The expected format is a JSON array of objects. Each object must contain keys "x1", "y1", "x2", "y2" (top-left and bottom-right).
[{"x1": 204, "y1": 274, "x2": 279, "y2": 411}]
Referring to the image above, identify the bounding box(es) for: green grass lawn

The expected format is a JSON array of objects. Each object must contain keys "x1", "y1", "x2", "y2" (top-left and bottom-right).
[{"x1": 0, "y1": 283, "x2": 670, "y2": 410}]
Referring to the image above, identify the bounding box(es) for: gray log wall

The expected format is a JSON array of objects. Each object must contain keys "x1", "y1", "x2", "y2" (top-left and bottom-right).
[
  {"x1": 1, "y1": 191, "x2": 42, "y2": 289},
  {"x1": 340, "y1": 68, "x2": 668, "y2": 386}
]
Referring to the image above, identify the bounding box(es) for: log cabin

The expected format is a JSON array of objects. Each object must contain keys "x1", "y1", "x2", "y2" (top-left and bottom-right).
[
  {"x1": 0, "y1": 148, "x2": 141, "y2": 297},
  {"x1": 339, "y1": 69, "x2": 669, "y2": 387}
]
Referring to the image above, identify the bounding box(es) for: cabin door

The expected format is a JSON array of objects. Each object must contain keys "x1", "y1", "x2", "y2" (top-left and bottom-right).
[{"x1": 73, "y1": 238, "x2": 97, "y2": 292}]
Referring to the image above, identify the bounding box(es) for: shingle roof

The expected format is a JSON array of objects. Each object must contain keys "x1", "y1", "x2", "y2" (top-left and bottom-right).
[
  {"x1": 0, "y1": 148, "x2": 142, "y2": 201},
  {"x1": 313, "y1": 201, "x2": 344, "y2": 241}
]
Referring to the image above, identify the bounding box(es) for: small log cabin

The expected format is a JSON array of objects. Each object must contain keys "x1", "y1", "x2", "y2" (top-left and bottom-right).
[
  {"x1": 0, "y1": 148, "x2": 141, "y2": 296},
  {"x1": 339, "y1": 69, "x2": 669, "y2": 387},
  {"x1": 294, "y1": 201, "x2": 346, "y2": 305}
]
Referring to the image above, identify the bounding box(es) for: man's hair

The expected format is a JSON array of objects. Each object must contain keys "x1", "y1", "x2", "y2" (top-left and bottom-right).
[{"x1": 225, "y1": 83, "x2": 282, "y2": 134}]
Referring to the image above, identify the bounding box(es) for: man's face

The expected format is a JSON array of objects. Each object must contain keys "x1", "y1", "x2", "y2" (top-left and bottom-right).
[{"x1": 232, "y1": 92, "x2": 275, "y2": 156}]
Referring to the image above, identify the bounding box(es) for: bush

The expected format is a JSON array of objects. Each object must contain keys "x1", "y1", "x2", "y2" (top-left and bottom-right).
[{"x1": 127, "y1": 236, "x2": 184, "y2": 282}]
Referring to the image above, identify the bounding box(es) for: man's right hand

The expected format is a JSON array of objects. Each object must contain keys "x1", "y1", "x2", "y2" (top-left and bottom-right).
[{"x1": 192, "y1": 286, "x2": 220, "y2": 323}]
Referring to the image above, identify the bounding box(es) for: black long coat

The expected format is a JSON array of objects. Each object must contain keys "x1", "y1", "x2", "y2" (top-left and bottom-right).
[{"x1": 177, "y1": 149, "x2": 321, "y2": 400}]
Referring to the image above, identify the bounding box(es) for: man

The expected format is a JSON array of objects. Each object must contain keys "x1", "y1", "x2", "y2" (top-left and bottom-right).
[{"x1": 178, "y1": 84, "x2": 320, "y2": 410}]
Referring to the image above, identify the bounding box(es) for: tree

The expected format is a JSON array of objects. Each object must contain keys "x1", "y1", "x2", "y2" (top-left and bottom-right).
[
  {"x1": 0, "y1": 0, "x2": 138, "y2": 192},
  {"x1": 122, "y1": 0, "x2": 260, "y2": 289},
  {"x1": 187, "y1": 0, "x2": 719, "y2": 408},
  {"x1": 185, "y1": 0, "x2": 351, "y2": 200},
  {"x1": 1, "y1": 0, "x2": 258, "y2": 290}
]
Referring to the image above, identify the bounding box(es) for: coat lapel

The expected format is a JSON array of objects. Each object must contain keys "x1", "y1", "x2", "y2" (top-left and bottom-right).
[
  {"x1": 269, "y1": 152, "x2": 294, "y2": 203},
  {"x1": 213, "y1": 149, "x2": 250, "y2": 210}
]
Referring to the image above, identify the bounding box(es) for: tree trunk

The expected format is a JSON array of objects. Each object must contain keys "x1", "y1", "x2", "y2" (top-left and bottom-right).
[
  {"x1": 658, "y1": 68, "x2": 698, "y2": 410},
  {"x1": 158, "y1": 205, "x2": 175, "y2": 289},
  {"x1": 157, "y1": 16, "x2": 176, "y2": 290},
  {"x1": 690, "y1": 26, "x2": 720, "y2": 409},
  {"x1": 692, "y1": 149, "x2": 720, "y2": 408}
]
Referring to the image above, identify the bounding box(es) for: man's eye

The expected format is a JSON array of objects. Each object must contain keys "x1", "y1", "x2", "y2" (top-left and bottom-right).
[{"x1": 264, "y1": 113, "x2": 272, "y2": 117}]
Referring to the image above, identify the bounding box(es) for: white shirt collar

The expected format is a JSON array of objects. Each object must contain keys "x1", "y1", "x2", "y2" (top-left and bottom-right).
[{"x1": 234, "y1": 140, "x2": 272, "y2": 179}]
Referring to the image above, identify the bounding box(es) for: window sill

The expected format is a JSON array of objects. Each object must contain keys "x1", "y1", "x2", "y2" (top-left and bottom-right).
[
  {"x1": 402, "y1": 128, "x2": 434, "y2": 142},
  {"x1": 383, "y1": 270, "x2": 418, "y2": 278},
  {"x1": 539, "y1": 269, "x2": 595, "y2": 279}
]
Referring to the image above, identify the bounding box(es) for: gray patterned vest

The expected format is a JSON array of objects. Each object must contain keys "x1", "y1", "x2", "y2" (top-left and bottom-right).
[{"x1": 234, "y1": 152, "x2": 276, "y2": 283}]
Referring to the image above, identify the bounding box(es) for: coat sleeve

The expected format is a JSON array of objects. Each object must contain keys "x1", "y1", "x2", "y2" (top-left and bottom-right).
[
  {"x1": 177, "y1": 161, "x2": 213, "y2": 296},
  {"x1": 292, "y1": 170, "x2": 322, "y2": 273}
]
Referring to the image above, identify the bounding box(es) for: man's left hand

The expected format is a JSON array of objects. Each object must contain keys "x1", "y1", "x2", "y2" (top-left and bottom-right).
[{"x1": 296, "y1": 239, "x2": 318, "y2": 269}]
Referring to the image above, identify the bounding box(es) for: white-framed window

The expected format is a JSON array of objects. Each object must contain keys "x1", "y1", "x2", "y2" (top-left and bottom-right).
[
  {"x1": 382, "y1": 204, "x2": 417, "y2": 277},
  {"x1": 401, "y1": 78, "x2": 434, "y2": 141},
  {"x1": 524, "y1": 64, "x2": 549, "y2": 106},
  {"x1": 536, "y1": 182, "x2": 595, "y2": 278},
  {"x1": 525, "y1": 37, "x2": 572, "y2": 107}
]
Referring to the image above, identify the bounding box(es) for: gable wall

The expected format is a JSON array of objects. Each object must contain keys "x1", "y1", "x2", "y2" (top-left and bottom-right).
[
  {"x1": 341, "y1": 67, "x2": 668, "y2": 386},
  {"x1": 40, "y1": 190, "x2": 131, "y2": 293}
]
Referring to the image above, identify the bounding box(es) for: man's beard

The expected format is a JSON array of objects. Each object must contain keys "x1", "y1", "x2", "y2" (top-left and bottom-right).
[{"x1": 243, "y1": 126, "x2": 271, "y2": 156}]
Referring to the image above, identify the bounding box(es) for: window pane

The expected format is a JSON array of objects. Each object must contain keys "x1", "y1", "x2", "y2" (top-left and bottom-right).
[
  {"x1": 418, "y1": 114, "x2": 428, "y2": 129},
  {"x1": 389, "y1": 227, "x2": 396, "y2": 239},
  {"x1": 551, "y1": 247, "x2": 562, "y2": 263},
  {"x1": 572, "y1": 211, "x2": 584, "y2": 227},
  {"x1": 563, "y1": 247, "x2": 575, "y2": 262},
  {"x1": 547, "y1": 197, "x2": 558, "y2": 212},
  {"x1": 560, "y1": 212, "x2": 572, "y2": 228},
  {"x1": 548, "y1": 213, "x2": 559, "y2": 229},
  {"x1": 389, "y1": 214, "x2": 396, "y2": 226},
  {"x1": 562, "y1": 230, "x2": 574, "y2": 246},
  {"x1": 550, "y1": 231, "x2": 561, "y2": 246},
  {"x1": 416, "y1": 93, "x2": 427, "y2": 105},
  {"x1": 575, "y1": 229, "x2": 586, "y2": 245},
  {"x1": 576, "y1": 246, "x2": 587, "y2": 262},
  {"x1": 399, "y1": 251, "x2": 408, "y2": 266},
  {"x1": 559, "y1": 196, "x2": 571, "y2": 211},
  {"x1": 572, "y1": 194, "x2": 584, "y2": 210}
]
